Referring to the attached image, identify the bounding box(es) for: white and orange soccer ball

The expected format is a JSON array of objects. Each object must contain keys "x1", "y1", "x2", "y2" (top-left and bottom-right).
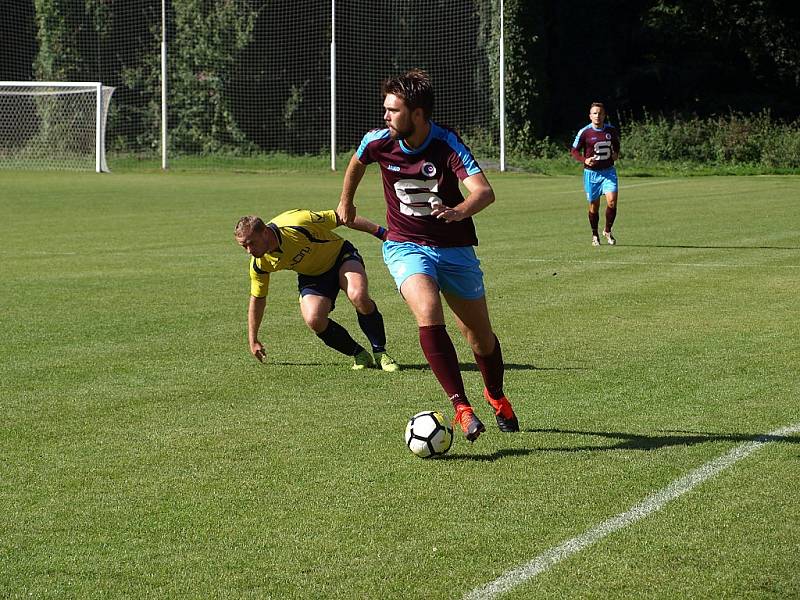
[{"x1": 404, "y1": 410, "x2": 454, "y2": 458}]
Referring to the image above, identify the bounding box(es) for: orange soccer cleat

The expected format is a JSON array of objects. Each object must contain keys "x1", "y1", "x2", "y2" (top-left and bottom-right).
[
  {"x1": 483, "y1": 388, "x2": 520, "y2": 433},
  {"x1": 454, "y1": 404, "x2": 485, "y2": 442}
]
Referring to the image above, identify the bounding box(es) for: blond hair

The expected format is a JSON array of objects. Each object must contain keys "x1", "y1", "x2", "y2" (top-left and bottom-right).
[{"x1": 234, "y1": 215, "x2": 265, "y2": 239}]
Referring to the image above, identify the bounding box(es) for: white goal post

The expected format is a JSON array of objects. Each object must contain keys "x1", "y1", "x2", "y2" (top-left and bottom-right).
[{"x1": 0, "y1": 81, "x2": 115, "y2": 173}]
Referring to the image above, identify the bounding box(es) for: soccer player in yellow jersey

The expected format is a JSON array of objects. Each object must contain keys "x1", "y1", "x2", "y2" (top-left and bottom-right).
[{"x1": 234, "y1": 209, "x2": 399, "y2": 371}]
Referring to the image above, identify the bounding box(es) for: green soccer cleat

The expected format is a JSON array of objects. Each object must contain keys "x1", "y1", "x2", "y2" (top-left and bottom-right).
[
  {"x1": 374, "y1": 351, "x2": 400, "y2": 372},
  {"x1": 352, "y1": 349, "x2": 375, "y2": 370}
]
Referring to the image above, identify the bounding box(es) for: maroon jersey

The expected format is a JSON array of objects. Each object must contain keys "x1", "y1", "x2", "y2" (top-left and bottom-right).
[
  {"x1": 356, "y1": 121, "x2": 483, "y2": 247},
  {"x1": 571, "y1": 123, "x2": 620, "y2": 171}
]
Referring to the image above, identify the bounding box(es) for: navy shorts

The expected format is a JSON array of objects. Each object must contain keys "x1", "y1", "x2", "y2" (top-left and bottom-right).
[{"x1": 297, "y1": 240, "x2": 364, "y2": 311}]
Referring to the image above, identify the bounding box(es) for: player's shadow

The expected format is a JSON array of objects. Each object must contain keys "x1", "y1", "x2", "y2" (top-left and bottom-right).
[
  {"x1": 264, "y1": 362, "x2": 570, "y2": 371},
  {"x1": 525, "y1": 428, "x2": 800, "y2": 452},
  {"x1": 400, "y1": 362, "x2": 585, "y2": 372},
  {"x1": 440, "y1": 447, "x2": 536, "y2": 462},
  {"x1": 621, "y1": 243, "x2": 800, "y2": 250},
  {"x1": 443, "y1": 428, "x2": 799, "y2": 462},
  {"x1": 265, "y1": 361, "x2": 326, "y2": 367}
]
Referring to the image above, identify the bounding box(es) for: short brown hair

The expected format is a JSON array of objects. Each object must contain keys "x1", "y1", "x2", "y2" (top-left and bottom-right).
[
  {"x1": 234, "y1": 215, "x2": 265, "y2": 239},
  {"x1": 590, "y1": 102, "x2": 606, "y2": 111},
  {"x1": 382, "y1": 69, "x2": 434, "y2": 120}
]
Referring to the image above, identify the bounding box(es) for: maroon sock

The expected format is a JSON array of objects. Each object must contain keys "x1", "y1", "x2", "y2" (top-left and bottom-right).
[
  {"x1": 605, "y1": 205, "x2": 617, "y2": 232},
  {"x1": 418, "y1": 325, "x2": 469, "y2": 408},
  {"x1": 474, "y1": 335, "x2": 504, "y2": 400},
  {"x1": 589, "y1": 211, "x2": 599, "y2": 236}
]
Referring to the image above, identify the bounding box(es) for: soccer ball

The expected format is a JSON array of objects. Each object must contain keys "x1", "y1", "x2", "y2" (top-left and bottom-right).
[{"x1": 404, "y1": 410, "x2": 454, "y2": 458}]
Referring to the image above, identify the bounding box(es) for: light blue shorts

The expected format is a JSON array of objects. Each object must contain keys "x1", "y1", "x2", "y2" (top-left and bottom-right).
[
  {"x1": 382, "y1": 241, "x2": 485, "y2": 300},
  {"x1": 584, "y1": 167, "x2": 618, "y2": 201}
]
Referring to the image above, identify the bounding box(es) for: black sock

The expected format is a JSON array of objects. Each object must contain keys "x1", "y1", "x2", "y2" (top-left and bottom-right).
[
  {"x1": 316, "y1": 319, "x2": 362, "y2": 356},
  {"x1": 357, "y1": 302, "x2": 387, "y2": 353}
]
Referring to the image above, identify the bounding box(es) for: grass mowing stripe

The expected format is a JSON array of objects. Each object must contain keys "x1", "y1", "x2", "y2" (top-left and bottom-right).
[
  {"x1": 464, "y1": 421, "x2": 800, "y2": 600},
  {"x1": 2, "y1": 172, "x2": 797, "y2": 597},
  {"x1": 550, "y1": 178, "x2": 684, "y2": 194},
  {"x1": 506, "y1": 258, "x2": 800, "y2": 269}
]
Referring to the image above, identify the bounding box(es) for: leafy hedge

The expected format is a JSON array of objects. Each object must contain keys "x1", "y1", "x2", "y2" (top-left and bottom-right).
[
  {"x1": 168, "y1": 0, "x2": 257, "y2": 154},
  {"x1": 24, "y1": 0, "x2": 800, "y2": 173},
  {"x1": 621, "y1": 111, "x2": 800, "y2": 170},
  {"x1": 504, "y1": 111, "x2": 800, "y2": 174}
]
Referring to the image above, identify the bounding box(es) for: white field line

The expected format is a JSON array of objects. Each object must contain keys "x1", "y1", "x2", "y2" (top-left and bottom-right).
[
  {"x1": 464, "y1": 422, "x2": 800, "y2": 600},
  {"x1": 0, "y1": 251, "x2": 78, "y2": 256}
]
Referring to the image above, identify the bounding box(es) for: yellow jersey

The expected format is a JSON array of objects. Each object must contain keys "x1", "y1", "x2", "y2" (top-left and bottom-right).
[{"x1": 248, "y1": 209, "x2": 345, "y2": 298}]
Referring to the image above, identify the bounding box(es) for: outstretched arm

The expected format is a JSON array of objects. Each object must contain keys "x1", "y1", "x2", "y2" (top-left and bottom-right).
[
  {"x1": 247, "y1": 295, "x2": 267, "y2": 362},
  {"x1": 336, "y1": 212, "x2": 388, "y2": 241},
  {"x1": 337, "y1": 154, "x2": 367, "y2": 225}
]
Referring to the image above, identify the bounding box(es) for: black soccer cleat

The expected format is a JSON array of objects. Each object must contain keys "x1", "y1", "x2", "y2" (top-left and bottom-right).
[{"x1": 495, "y1": 413, "x2": 520, "y2": 433}]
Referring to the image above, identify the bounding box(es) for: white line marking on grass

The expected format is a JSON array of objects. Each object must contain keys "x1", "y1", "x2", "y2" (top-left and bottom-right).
[
  {"x1": 0, "y1": 251, "x2": 78, "y2": 257},
  {"x1": 464, "y1": 422, "x2": 800, "y2": 600}
]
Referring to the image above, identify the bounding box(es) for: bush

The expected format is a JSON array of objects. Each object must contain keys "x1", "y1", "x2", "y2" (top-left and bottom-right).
[{"x1": 618, "y1": 110, "x2": 800, "y2": 171}]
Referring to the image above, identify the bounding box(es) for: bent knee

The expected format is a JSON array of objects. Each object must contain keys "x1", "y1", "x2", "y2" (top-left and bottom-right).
[
  {"x1": 348, "y1": 292, "x2": 374, "y2": 313},
  {"x1": 304, "y1": 314, "x2": 329, "y2": 333}
]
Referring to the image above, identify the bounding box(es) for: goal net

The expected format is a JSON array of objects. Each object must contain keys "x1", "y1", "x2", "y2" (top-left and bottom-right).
[
  {"x1": 224, "y1": 0, "x2": 499, "y2": 165},
  {"x1": 0, "y1": 82, "x2": 115, "y2": 172},
  {"x1": 1, "y1": 1, "x2": 499, "y2": 169},
  {"x1": 334, "y1": 0, "x2": 498, "y2": 162}
]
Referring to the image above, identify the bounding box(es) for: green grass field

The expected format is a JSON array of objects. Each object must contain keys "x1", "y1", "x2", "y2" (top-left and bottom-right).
[{"x1": 1, "y1": 169, "x2": 799, "y2": 599}]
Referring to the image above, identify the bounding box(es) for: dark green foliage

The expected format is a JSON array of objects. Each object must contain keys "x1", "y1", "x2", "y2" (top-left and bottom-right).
[
  {"x1": 497, "y1": 0, "x2": 548, "y2": 150},
  {"x1": 229, "y1": 0, "x2": 329, "y2": 154},
  {"x1": 502, "y1": 0, "x2": 800, "y2": 146},
  {"x1": 0, "y1": 2, "x2": 37, "y2": 80},
  {"x1": 167, "y1": 0, "x2": 258, "y2": 154},
  {"x1": 101, "y1": 0, "x2": 162, "y2": 154},
  {"x1": 634, "y1": 1, "x2": 800, "y2": 117},
  {"x1": 620, "y1": 111, "x2": 800, "y2": 170},
  {"x1": 33, "y1": 0, "x2": 84, "y2": 80},
  {"x1": 12, "y1": 0, "x2": 800, "y2": 158}
]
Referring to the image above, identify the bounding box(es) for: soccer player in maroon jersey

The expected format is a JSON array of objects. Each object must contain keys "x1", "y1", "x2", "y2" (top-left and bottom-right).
[
  {"x1": 571, "y1": 102, "x2": 621, "y2": 246},
  {"x1": 336, "y1": 69, "x2": 519, "y2": 442}
]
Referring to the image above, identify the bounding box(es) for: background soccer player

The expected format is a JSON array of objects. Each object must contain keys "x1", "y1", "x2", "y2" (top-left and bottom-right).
[
  {"x1": 571, "y1": 102, "x2": 621, "y2": 246},
  {"x1": 336, "y1": 69, "x2": 519, "y2": 442},
  {"x1": 234, "y1": 209, "x2": 399, "y2": 371}
]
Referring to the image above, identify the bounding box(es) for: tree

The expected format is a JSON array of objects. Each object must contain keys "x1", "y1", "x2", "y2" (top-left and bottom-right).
[{"x1": 0, "y1": 2, "x2": 37, "y2": 80}]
